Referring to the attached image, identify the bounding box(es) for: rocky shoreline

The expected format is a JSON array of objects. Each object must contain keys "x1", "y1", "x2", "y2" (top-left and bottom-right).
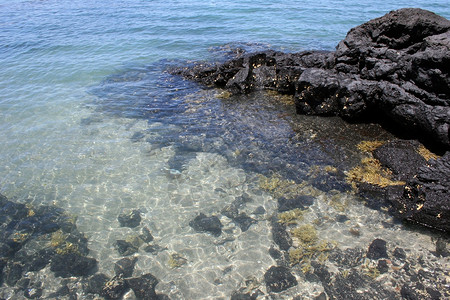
[
  {"x1": 171, "y1": 8, "x2": 450, "y2": 233},
  {"x1": 1, "y1": 7, "x2": 449, "y2": 300}
]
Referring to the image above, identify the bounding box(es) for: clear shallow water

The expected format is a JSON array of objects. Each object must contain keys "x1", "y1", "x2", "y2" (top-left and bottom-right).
[{"x1": 1, "y1": 0, "x2": 449, "y2": 299}]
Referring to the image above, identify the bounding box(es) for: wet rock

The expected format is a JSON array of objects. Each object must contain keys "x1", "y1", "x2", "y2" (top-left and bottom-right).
[
  {"x1": 139, "y1": 226, "x2": 154, "y2": 243},
  {"x1": 85, "y1": 273, "x2": 109, "y2": 295},
  {"x1": 278, "y1": 195, "x2": 314, "y2": 212},
  {"x1": 189, "y1": 213, "x2": 223, "y2": 236},
  {"x1": 126, "y1": 273, "x2": 159, "y2": 299},
  {"x1": 50, "y1": 253, "x2": 97, "y2": 278},
  {"x1": 393, "y1": 247, "x2": 407, "y2": 260},
  {"x1": 5, "y1": 262, "x2": 23, "y2": 286},
  {"x1": 367, "y1": 239, "x2": 388, "y2": 260},
  {"x1": 268, "y1": 245, "x2": 282, "y2": 260},
  {"x1": 143, "y1": 243, "x2": 168, "y2": 254},
  {"x1": 233, "y1": 213, "x2": 256, "y2": 232},
  {"x1": 334, "y1": 8, "x2": 450, "y2": 149},
  {"x1": 434, "y1": 238, "x2": 449, "y2": 257},
  {"x1": 377, "y1": 259, "x2": 389, "y2": 274},
  {"x1": 115, "y1": 239, "x2": 139, "y2": 256},
  {"x1": 114, "y1": 257, "x2": 137, "y2": 278},
  {"x1": 221, "y1": 203, "x2": 239, "y2": 219},
  {"x1": 395, "y1": 152, "x2": 450, "y2": 232},
  {"x1": 230, "y1": 291, "x2": 257, "y2": 300},
  {"x1": 270, "y1": 216, "x2": 292, "y2": 251},
  {"x1": 372, "y1": 140, "x2": 427, "y2": 181},
  {"x1": 400, "y1": 284, "x2": 420, "y2": 300},
  {"x1": 118, "y1": 209, "x2": 141, "y2": 228},
  {"x1": 24, "y1": 286, "x2": 43, "y2": 299},
  {"x1": 173, "y1": 8, "x2": 450, "y2": 150},
  {"x1": 171, "y1": 9, "x2": 450, "y2": 232},
  {"x1": 19, "y1": 248, "x2": 55, "y2": 272},
  {"x1": 264, "y1": 266, "x2": 297, "y2": 293},
  {"x1": 252, "y1": 206, "x2": 266, "y2": 215},
  {"x1": 101, "y1": 274, "x2": 129, "y2": 300}
]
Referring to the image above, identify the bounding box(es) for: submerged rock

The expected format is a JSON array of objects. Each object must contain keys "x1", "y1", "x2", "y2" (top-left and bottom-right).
[
  {"x1": 139, "y1": 226, "x2": 154, "y2": 243},
  {"x1": 189, "y1": 213, "x2": 223, "y2": 236},
  {"x1": 114, "y1": 257, "x2": 137, "y2": 278},
  {"x1": 270, "y1": 216, "x2": 292, "y2": 251},
  {"x1": 0, "y1": 194, "x2": 98, "y2": 293},
  {"x1": 278, "y1": 195, "x2": 314, "y2": 212},
  {"x1": 115, "y1": 239, "x2": 139, "y2": 256},
  {"x1": 232, "y1": 213, "x2": 257, "y2": 232},
  {"x1": 118, "y1": 209, "x2": 142, "y2": 228},
  {"x1": 85, "y1": 273, "x2": 109, "y2": 295},
  {"x1": 264, "y1": 266, "x2": 297, "y2": 293},
  {"x1": 101, "y1": 274, "x2": 129, "y2": 300},
  {"x1": 126, "y1": 273, "x2": 159, "y2": 299},
  {"x1": 366, "y1": 239, "x2": 389, "y2": 260},
  {"x1": 50, "y1": 253, "x2": 97, "y2": 278}
]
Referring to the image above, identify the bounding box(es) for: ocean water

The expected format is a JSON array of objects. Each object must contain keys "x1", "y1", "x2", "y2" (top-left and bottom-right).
[{"x1": 1, "y1": 0, "x2": 449, "y2": 299}]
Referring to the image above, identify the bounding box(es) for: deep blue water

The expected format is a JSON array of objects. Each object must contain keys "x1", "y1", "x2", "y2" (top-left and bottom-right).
[{"x1": 0, "y1": 0, "x2": 449, "y2": 298}]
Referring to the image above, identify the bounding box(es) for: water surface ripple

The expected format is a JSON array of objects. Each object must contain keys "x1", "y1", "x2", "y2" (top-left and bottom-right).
[{"x1": 0, "y1": 0, "x2": 449, "y2": 299}]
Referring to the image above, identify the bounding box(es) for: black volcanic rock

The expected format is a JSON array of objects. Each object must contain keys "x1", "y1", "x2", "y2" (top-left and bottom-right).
[
  {"x1": 367, "y1": 239, "x2": 388, "y2": 260},
  {"x1": 278, "y1": 195, "x2": 314, "y2": 212},
  {"x1": 118, "y1": 209, "x2": 141, "y2": 228},
  {"x1": 394, "y1": 152, "x2": 450, "y2": 232},
  {"x1": 171, "y1": 8, "x2": 450, "y2": 233},
  {"x1": 264, "y1": 266, "x2": 298, "y2": 293},
  {"x1": 101, "y1": 274, "x2": 129, "y2": 300},
  {"x1": 270, "y1": 215, "x2": 292, "y2": 251},
  {"x1": 85, "y1": 273, "x2": 109, "y2": 295},
  {"x1": 332, "y1": 8, "x2": 450, "y2": 149},
  {"x1": 233, "y1": 213, "x2": 256, "y2": 232},
  {"x1": 50, "y1": 253, "x2": 97, "y2": 278},
  {"x1": 171, "y1": 8, "x2": 450, "y2": 150},
  {"x1": 372, "y1": 140, "x2": 427, "y2": 181},
  {"x1": 189, "y1": 213, "x2": 223, "y2": 236},
  {"x1": 114, "y1": 257, "x2": 137, "y2": 278},
  {"x1": 126, "y1": 273, "x2": 159, "y2": 299}
]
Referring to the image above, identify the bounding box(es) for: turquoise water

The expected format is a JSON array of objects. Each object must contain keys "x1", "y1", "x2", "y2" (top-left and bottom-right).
[{"x1": 1, "y1": 0, "x2": 449, "y2": 299}]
